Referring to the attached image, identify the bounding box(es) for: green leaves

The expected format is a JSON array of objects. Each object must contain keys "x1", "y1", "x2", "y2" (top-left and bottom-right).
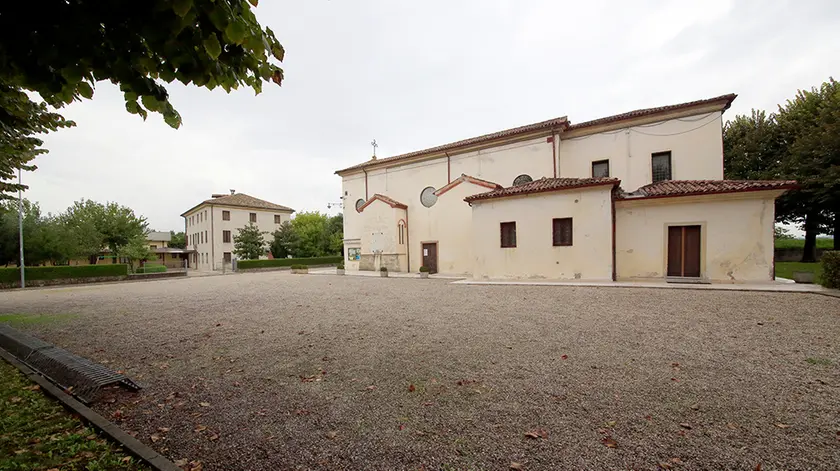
[
  {"x1": 172, "y1": 0, "x2": 193, "y2": 17},
  {"x1": 225, "y1": 21, "x2": 247, "y2": 45},
  {"x1": 76, "y1": 82, "x2": 94, "y2": 99},
  {"x1": 203, "y1": 33, "x2": 223, "y2": 60}
]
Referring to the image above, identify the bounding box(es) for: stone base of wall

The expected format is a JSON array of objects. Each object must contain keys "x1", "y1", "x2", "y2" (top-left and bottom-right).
[
  {"x1": 0, "y1": 276, "x2": 127, "y2": 290},
  {"x1": 127, "y1": 271, "x2": 187, "y2": 281},
  {"x1": 359, "y1": 254, "x2": 403, "y2": 272}
]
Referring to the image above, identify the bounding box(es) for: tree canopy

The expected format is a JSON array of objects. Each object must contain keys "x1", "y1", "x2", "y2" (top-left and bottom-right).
[
  {"x1": 0, "y1": 0, "x2": 284, "y2": 197},
  {"x1": 723, "y1": 77, "x2": 839, "y2": 259},
  {"x1": 233, "y1": 223, "x2": 267, "y2": 260},
  {"x1": 270, "y1": 212, "x2": 343, "y2": 259}
]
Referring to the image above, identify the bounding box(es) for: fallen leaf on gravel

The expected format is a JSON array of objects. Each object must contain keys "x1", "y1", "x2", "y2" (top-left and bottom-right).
[
  {"x1": 671, "y1": 457, "x2": 684, "y2": 464},
  {"x1": 174, "y1": 459, "x2": 188, "y2": 467},
  {"x1": 398, "y1": 424, "x2": 405, "y2": 431},
  {"x1": 645, "y1": 415, "x2": 653, "y2": 421},
  {"x1": 602, "y1": 436, "x2": 618, "y2": 448},
  {"x1": 754, "y1": 464, "x2": 761, "y2": 471},
  {"x1": 47, "y1": 469, "x2": 59, "y2": 471},
  {"x1": 690, "y1": 404, "x2": 700, "y2": 411},
  {"x1": 127, "y1": 431, "x2": 139, "y2": 438},
  {"x1": 510, "y1": 463, "x2": 524, "y2": 470},
  {"x1": 658, "y1": 463, "x2": 673, "y2": 470},
  {"x1": 121, "y1": 456, "x2": 131, "y2": 463},
  {"x1": 112, "y1": 409, "x2": 123, "y2": 419},
  {"x1": 295, "y1": 409, "x2": 310, "y2": 415},
  {"x1": 775, "y1": 423, "x2": 790, "y2": 429},
  {"x1": 158, "y1": 427, "x2": 171, "y2": 433},
  {"x1": 189, "y1": 461, "x2": 203, "y2": 471},
  {"x1": 561, "y1": 354, "x2": 568, "y2": 360},
  {"x1": 671, "y1": 377, "x2": 679, "y2": 382},
  {"x1": 150, "y1": 434, "x2": 162, "y2": 443},
  {"x1": 726, "y1": 422, "x2": 738, "y2": 429},
  {"x1": 86, "y1": 434, "x2": 97, "y2": 440},
  {"x1": 194, "y1": 425, "x2": 207, "y2": 432},
  {"x1": 199, "y1": 402, "x2": 210, "y2": 407},
  {"x1": 679, "y1": 423, "x2": 692, "y2": 429},
  {"x1": 524, "y1": 429, "x2": 548, "y2": 439},
  {"x1": 208, "y1": 433, "x2": 219, "y2": 441},
  {"x1": 423, "y1": 401, "x2": 433, "y2": 406},
  {"x1": 325, "y1": 431, "x2": 338, "y2": 439},
  {"x1": 23, "y1": 385, "x2": 40, "y2": 391},
  {"x1": 366, "y1": 385, "x2": 376, "y2": 390},
  {"x1": 408, "y1": 384, "x2": 416, "y2": 392},
  {"x1": 605, "y1": 420, "x2": 617, "y2": 428}
]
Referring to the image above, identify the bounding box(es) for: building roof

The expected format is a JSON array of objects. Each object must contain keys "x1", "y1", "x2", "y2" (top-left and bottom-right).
[
  {"x1": 181, "y1": 192, "x2": 294, "y2": 217},
  {"x1": 464, "y1": 177, "x2": 620, "y2": 203},
  {"x1": 335, "y1": 116, "x2": 569, "y2": 175},
  {"x1": 566, "y1": 94, "x2": 737, "y2": 131},
  {"x1": 357, "y1": 193, "x2": 408, "y2": 212},
  {"x1": 335, "y1": 94, "x2": 738, "y2": 175},
  {"x1": 146, "y1": 231, "x2": 171, "y2": 242},
  {"x1": 620, "y1": 180, "x2": 797, "y2": 200},
  {"x1": 434, "y1": 174, "x2": 503, "y2": 197}
]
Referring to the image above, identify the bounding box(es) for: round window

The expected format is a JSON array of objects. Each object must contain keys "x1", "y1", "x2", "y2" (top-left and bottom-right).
[
  {"x1": 355, "y1": 198, "x2": 365, "y2": 211},
  {"x1": 420, "y1": 187, "x2": 437, "y2": 208},
  {"x1": 513, "y1": 174, "x2": 533, "y2": 186}
]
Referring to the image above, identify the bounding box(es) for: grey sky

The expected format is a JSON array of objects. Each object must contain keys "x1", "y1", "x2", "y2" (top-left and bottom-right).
[{"x1": 24, "y1": 0, "x2": 840, "y2": 232}]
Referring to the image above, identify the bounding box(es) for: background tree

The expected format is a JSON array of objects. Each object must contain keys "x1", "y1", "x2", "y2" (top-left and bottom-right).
[
  {"x1": 121, "y1": 236, "x2": 155, "y2": 272},
  {"x1": 291, "y1": 212, "x2": 331, "y2": 258},
  {"x1": 169, "y1": 231, "x2": 187, "y2": 249},
  {"x1": 326, "y1": 214, "x2": 344, "y2": 255},
  {"x1": 0, "y1": 1, "x2": 284, "y2": 198},
  {"x1": 62, "y1": 200, "x2": 106, "y2": 264},
  {"x1": 723, "y1": 77, "x2": 839, "y2": 260},
  {"x1": 233, "y1": 223, "x2": 267, "y2": 260},
  {"x1": 98, "y1": 203, "x2": 148, "y2": 258},
  {"x1": 270, "y1": 221, "x2": 299, "y2": 259}
]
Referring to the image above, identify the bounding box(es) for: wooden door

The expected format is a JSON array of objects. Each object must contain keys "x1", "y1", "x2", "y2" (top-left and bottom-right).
[
  {"x1": 667, "y1": 225, "x2": 701, "y2": 278},
  {"x1": 422, "y1": 243, "x2": 438, "y2": 274}
]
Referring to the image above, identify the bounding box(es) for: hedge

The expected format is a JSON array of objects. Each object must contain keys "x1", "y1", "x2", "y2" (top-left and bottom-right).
[
  {"x1": 237, "y1": 256, "x2": 342, "y2": 270},
  {"x1": 0, "y1": 264, "x2": 129, "y2": 284},
  {"x1": 821, "y1": 251, "x2": 840, "y2": 289},
  {"x1": 135, "y1": 264, "x2": 167, "y2": 274}
]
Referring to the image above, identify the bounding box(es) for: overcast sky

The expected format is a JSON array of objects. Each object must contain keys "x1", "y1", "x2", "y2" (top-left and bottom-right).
[{"x1": 23, "y1": 0, "x2": 840, "y2": 232}]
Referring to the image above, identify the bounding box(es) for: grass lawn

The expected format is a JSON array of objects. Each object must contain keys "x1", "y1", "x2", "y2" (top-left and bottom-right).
[
  {"x1": 774, "y1": 237, "x2": 833, "y2": 249},
  {"x1": 775, "y1": 261, "x2": 823, "y2": 282},
  {"x1": 0, "y1": 359, "x2": 148, "y2": 471}
]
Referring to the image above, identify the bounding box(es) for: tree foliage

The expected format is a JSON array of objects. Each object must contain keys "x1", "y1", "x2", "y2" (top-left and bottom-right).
[
  {"x1": 270, "y1": 213, "x2": 343, "y2": 259},
  {"x1": 233, "y1": 223, "x2": 267, "y2": 260},
  {"x1": 723, "y1": 77, "x2": 839, "y2": 258},
  {"x1": 0, "y1": 1, "x2": 284, "y2": 198},
  {"x1": 121, "y1": 236, "x2": 155, "y2": 271},
  {"x1": 169, "y1": 231, "x2": 187, "y2": 249},
  {"x1": 270, "y1": 221, "x2": 298, "y2": 259}
]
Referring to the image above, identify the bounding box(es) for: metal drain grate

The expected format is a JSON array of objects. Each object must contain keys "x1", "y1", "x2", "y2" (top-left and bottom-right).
[{"x1": 0, "y1": 324, "x2": 141, "y2": 403}]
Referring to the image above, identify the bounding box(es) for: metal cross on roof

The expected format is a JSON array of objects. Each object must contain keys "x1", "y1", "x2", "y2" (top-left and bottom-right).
[{"x1": 371, "y1": 139, "x2": 378, "y2": 157}]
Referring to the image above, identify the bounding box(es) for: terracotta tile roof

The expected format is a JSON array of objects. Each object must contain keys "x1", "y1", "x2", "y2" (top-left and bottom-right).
[
  {"x1": 357, "y1": 193, "x2": 408, "y2": 212},
  {"x1": 464, "y1": 177, "x2": 620, "y2": 203},
  {"x1": 335, "y1": 116, "x2": 569, "y2": 174},
  {"x1": 621, "y1": 180, "x2": 797, "y2": 200},
  {"x1": 566, "y1": 94, "x2": 737, "y2": 130},
  {"x1": 434, "y1": 174, "x2": 503, "y2": 197},
  {"x1": 181, "y1": 193, "x2": 294, "y2": 216}
]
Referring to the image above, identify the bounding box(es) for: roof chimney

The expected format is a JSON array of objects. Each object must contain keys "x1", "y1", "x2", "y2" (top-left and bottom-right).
[
  {"x1": 211, "y1": 193, "x2": 225, "y2": 198},
  {"x1": 230, "y1": 189, "x2": 236, "y2": 195}
]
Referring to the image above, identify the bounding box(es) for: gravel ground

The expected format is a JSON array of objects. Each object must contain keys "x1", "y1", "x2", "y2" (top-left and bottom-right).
[{"x1": 1, "y1": 272, "x2": 839, "y2": 471}]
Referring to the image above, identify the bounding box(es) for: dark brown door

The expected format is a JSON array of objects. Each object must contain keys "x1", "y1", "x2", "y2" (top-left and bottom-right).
[
  {"x1": 667, "y1": 225, "x2": 701, "y2": 277},
  {"x1": 422, "y1": 243, "x2": 438, "y2": 274}
]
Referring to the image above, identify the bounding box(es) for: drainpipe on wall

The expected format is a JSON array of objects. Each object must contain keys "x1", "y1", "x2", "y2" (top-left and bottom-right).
[
  {"x1": 363, "y1": 168, "x2": 369, "y2": 200},
  {"x1": 445, "y1": 152, "x2": 451, "y2": 183},
  {"x1": 610, "y1": 188, "x2": 617, "y2": 281},
  {"x1": 550, "y1": 133, "x2": 558, "y2": 178},
  {"x1": 405, "y1": 211, "x2": 411, "y2": 273},
  {"x1": 210, "y1": 204, "x2": 215, "y2": 271}
]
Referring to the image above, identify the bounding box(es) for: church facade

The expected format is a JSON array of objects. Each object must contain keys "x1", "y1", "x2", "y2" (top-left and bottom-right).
[{"x1": 336, "y1": 94, "x2": 794, "y2": 283}]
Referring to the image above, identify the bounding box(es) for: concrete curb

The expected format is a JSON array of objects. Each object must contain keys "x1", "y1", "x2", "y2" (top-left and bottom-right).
[
  {"x1": 0, "y1": 348, "x2": 181, "y2": 471},
  {"x1": 450, "y1": 279, "x2": 840, "y2": 298}
]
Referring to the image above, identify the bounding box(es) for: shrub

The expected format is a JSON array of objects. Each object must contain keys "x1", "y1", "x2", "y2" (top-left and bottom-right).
[
  {"x1": 821, "y1": 251, "x2": 840, "y2": 289},
  {"x1": 337, "y1": 262, "x2": 345, "y2": 269},
  {"x1": 290, "y1": 264, "x2": 308, "y2": 270},
  {"x1": 380, "y1": 266, "x2": 388, "y2": 272},
  {"x1": 419, "y1": 266, "x2": 430, "y2": 273},
  {"x1": 0, "y1": 264, "x2": 129, "y2": 284},
  {"x1": 237, "y1": 256, "x2": 342, "y2": 270}
]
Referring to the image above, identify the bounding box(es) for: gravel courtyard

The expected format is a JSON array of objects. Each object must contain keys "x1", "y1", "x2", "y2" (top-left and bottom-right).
[{"x1": 1, "y1": 272, "x2": 839, "y2": 470}]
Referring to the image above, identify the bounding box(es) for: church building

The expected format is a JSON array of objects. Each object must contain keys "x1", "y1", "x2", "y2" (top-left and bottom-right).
[{"x1": 336, "y1": 94, "x2": 794, "y2": 283}]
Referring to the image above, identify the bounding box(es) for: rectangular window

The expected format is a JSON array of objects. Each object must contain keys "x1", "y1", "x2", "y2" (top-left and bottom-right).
[
  {"x1": 592, "y1": 159, "x2": 610, "y2": 178},
  {"x1": 205, "y1": 230, "x2": 208, "y2": 243},
  {"x1": 398, "y1": 224, "x2": 405, "y2": 244},
  {"x1": 552, "y1": 218, "x2": 573, "y2": 246},
  {"x1": 274, "y1": 214, "x2": 282, "y2": 224},
  {"x1": 224, "y1": 252, "x2": 232, "y2": 263},
  {"x1": 200, "y1": 232, "x2": 204, "y2": 244},
  {"x1": 250, "y1": 212, "x2": 257, "y2": 223},
  {"x1": 222, "y1": 210, "x2": 230, "y2": 221},
  {"x1": 223, "y1": 230, "x2": 231, "y2": 243},
  {"x1": 150, "y1": 244, "x2": 157, "y2": 249},
  {"x1": 500, "y1": 222, "x2": 517, "y2": 248},
  {"x1": 652, "y1": 151, "x2": 672, "y2": 182}
]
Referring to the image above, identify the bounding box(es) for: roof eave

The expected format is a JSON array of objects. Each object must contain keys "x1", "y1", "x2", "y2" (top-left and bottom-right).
[{"x1": 465, "y1": 180, "x2": 621, "y2": 204}]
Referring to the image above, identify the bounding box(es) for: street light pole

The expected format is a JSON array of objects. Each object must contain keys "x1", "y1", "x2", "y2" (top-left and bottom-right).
[{"x1": 17, "y1": 167, "x2": 25, "y2": 288}]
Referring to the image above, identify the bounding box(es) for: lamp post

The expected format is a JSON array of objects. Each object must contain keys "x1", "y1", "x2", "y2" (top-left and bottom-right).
[{"x1": 18, "y1": 167, "x2": 25, "y2": 288}]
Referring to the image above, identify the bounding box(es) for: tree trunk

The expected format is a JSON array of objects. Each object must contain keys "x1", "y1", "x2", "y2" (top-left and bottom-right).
[
  {"x1": 801, "y1": 212, "x2": 818, "y2": 262},
  {"x1": 88, "y1": 254, "x2": 98, "y2": 265}
]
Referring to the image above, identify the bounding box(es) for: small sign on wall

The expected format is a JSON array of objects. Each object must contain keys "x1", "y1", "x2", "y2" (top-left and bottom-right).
[
  {"x1": 348, "y1": 248, "x2": 361, "y2": 261},
  {"x1": 423, "y1": 248, "x2": 428, "y2": 256}
]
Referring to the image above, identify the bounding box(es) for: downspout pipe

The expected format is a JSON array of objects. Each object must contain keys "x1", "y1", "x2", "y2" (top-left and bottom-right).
[
  {"x1": 210, "y1": 204, "x2": 215, "y2": 271},
  {"x1": 405, "y1": 210, "x2": 410, "y2": 273},
  {"x1": 445, "y1": 152, "x2": 451, "y2": 183},
  {"x1": 611, "y1": 188, "x2": 617, "y2": 281},
  {"x1": 363, "y1": 168, "x2": 369, "y2": 199}
]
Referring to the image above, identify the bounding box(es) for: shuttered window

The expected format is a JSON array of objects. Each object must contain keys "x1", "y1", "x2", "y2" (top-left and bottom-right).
[
  {"x1": 222, "y1": 210, "x2": 230, "y2": 221},
  {"x1": 652, "y1": 151, "x2": 672, "y2": 182},
  {"x1": 249, "y1": 212, "x2": 257, "y2": 223},
  {"x1": 223, "y1": 230, "x2": 231, "y2": 243},
  {"x1": 500, "y1": 222, "x2": 517, "y2": 248},
  {"x1": 552, "y1": 218, "x2": 573, "y2": 246}
]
